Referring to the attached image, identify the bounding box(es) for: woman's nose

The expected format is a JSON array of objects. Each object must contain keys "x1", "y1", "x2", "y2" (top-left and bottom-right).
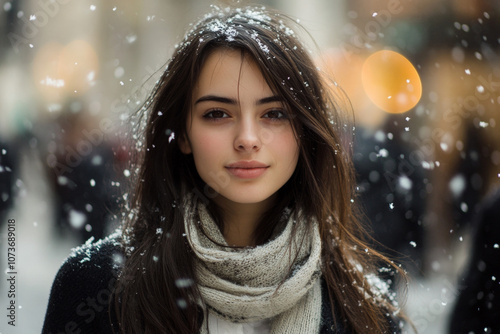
[{"x1": 234, "y1": 118, "x2": 261, "y2": 152}]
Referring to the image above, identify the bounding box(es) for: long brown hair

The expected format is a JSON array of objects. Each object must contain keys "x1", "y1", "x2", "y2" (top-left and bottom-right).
[{"x1": 116, "y1": 5, "x2": 404, "y2": 333}]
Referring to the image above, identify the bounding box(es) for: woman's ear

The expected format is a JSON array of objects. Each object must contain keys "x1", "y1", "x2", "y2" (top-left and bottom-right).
[{"x1": 178, "y1": 134, "x2": 192, "y2": 154}]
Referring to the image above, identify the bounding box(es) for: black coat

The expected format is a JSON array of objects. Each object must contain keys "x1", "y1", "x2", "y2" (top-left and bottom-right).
[{"x1": 42, "y1": 235, "x2": 401, "y2": 333}]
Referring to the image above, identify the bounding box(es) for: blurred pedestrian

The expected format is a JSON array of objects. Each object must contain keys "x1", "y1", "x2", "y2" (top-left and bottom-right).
[
  {"x1": 354, "y1": 121, "x2": 426, "y2": 279},
  {"x1": 448, "y1": 187, "x2": 500, "y2": 333},
  {"x1": 44, "y1": 108, "x2": 119, "y2": 244}
]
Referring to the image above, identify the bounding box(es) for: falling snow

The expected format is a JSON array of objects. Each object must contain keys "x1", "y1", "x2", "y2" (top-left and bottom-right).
[
  {"x1": 449, "y1": 174, "x2": 466, "y2": 197},
  {"x1": 377, "y1": 148, "x2": 389, "y2": 158},
  {"x1": 126, "y1": 34, "x2": 137, "y2": 44},
  {"x1": 460, "y1": 202, "x2": 468, "y2": 212},
  {"x1": 175, "y1": 278, "x2": 194, "y2": 288},
  {"x1": 398, "y1": 175, "x2": 413, "y2": 191},
  {"x1": 69, "y1": 210, "x2": 87, "y2": 229},
  {"x1": 176, "y1": 298, "x2": 188, "y2": 309}
]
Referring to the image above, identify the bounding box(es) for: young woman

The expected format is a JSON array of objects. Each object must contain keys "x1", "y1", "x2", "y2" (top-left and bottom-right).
[{"x1": 43, "y1": 5, "x2": 404, "y2": 334}]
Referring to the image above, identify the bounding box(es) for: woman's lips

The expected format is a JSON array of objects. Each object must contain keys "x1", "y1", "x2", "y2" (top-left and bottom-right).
[{"x1": 225, "y1": 161, "x2": 269, "y2": 179}]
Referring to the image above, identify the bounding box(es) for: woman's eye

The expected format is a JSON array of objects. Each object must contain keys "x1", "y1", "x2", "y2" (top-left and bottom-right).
[
  {"x1": 203, "y1": 109, "x2": 229, "y2": 119},
  {"x1": 263, "y1": 109, "x2": 286, "y2": 120}
]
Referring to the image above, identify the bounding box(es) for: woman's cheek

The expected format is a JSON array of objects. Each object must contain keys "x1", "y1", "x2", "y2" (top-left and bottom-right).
[
  {"x1": 189, "y1": 129, "x2": 227, "y2": 178},
  {"x1": 192, "y1": 131, "x2": 226, "y2": 155}
]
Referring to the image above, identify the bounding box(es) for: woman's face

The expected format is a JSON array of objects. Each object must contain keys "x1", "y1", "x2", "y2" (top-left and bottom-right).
[{"x1": 180, "y1": 49, "x2": 299, "y2": 207}]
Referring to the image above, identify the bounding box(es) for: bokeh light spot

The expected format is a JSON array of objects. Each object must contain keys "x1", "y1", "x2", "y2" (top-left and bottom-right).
[
  {"x1": 33, "y1": 40, "x2": 99, "y2": 103},
  {"x1": 361, "y1": 50, "x2": 422, "y2": 114}
]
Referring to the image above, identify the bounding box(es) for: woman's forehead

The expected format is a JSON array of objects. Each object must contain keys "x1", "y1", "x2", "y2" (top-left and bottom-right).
[{"x1": 193, "y1": 49, "x2": 273, "y2": 102}]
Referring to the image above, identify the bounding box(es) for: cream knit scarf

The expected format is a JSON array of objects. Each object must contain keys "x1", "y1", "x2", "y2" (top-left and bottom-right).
[{"x1": 183, "y1": 196, "x2": 323, "y2": 334}]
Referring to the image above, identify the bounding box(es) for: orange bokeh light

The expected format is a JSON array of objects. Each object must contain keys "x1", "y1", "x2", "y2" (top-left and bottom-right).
[
  {"x1": 361, "y1": 50, "x2": 422, "y2": 114},
  {"x1": 33, "y1": 40, "x2": 99, "y2": 102}
]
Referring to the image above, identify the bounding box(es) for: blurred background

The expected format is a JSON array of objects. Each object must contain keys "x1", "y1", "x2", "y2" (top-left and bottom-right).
[{"x1": 0, "y1": 0, "x2": 499, "y2": 333}]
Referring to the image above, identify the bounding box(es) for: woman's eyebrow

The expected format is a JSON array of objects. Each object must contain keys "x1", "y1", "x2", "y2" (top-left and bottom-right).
[
  {"x1": 256, "y1": 95, "x2": 283, "y2": 105},
  {"x1": 195, "y1": 95, "x2": 237, "y2": 105},
  {"x1": 194, "y1": 95, "x2": 282, "y2": 105}
]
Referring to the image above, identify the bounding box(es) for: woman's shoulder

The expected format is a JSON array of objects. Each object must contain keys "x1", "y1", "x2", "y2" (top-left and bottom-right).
[
  {"x1": 64, "y1": 231, "x2": 124, "y2": 270},
  {"x1": 54, "y1": 231, "x2": 125, "y2": 287},
  {"x1": 42, "y1": 231, "x2": 124, "y2": 334}
]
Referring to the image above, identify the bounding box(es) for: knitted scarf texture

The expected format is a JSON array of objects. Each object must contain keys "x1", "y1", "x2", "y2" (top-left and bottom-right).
[{"x1": 184, "y1": 197, "x2": 323, "y2": 334}]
